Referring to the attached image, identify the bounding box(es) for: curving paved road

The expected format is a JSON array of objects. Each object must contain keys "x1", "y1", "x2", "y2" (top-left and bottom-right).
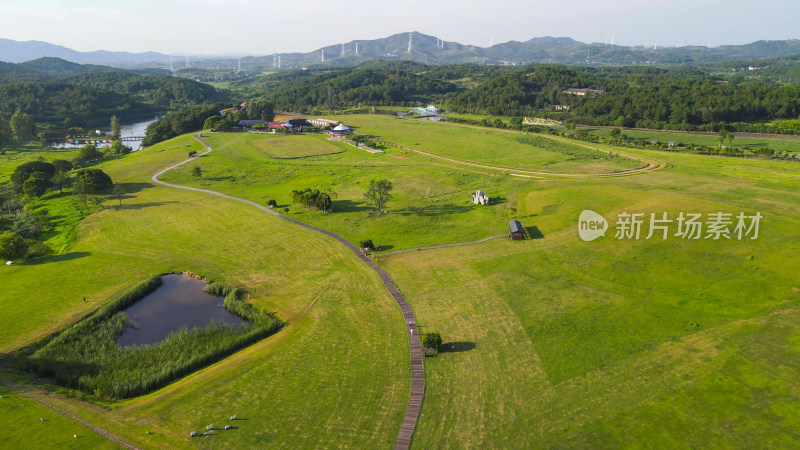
[{"x1": 153, "y1": 135, "x2": 424, "y2": 450}]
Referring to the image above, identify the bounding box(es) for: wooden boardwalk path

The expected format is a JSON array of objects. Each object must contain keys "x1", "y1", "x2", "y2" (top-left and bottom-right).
[{"x1": 153, "y1": 135, "x2": 424, "y2": 449}]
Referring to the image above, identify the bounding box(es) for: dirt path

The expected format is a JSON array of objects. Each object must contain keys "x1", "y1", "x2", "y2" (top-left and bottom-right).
[
  {"x1": 379, "y1": 234, "x2": 509, "y2": 257},
  {"x1": 585, "y1": 124, "x2": 800, "y2": 141},
  {"x1": 153, "y1": 135, "x2": 424, "y2": 450},
  {"x1": 2, "y1": 379, "x2": 140, "y2": 449}
]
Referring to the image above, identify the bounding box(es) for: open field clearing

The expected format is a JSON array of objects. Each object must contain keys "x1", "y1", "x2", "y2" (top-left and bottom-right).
[
  {"x1": 586, "y1": 126, "x2": 800, "y2": 153},
  {"x1": 379, "y1": 147, "x2": 800, "y2": 447},
  {"x1": 156, "y1": 122, "x2": 798, "y2": 445},
  {"x1": 1, "y1": 116, "x2": 799, "y2": 448},
  {"x1": 0, "y1": 383, "x2": 118, "y2": 448},
  {"x1": 1, "y1": 134, "x2": 408, "y2": 448},
  {"x1": 0, "y1": 146, "x2": 78, "y2": 183},
  {"x1": 160, "y1": 131, "x2": 516, "y2": 251},
  {"x1": 331, "y1": 115, "x2": 645, "y2": 174},
  {"x1": 249, "y1": 133, "x2": 345, "y2": 158}
]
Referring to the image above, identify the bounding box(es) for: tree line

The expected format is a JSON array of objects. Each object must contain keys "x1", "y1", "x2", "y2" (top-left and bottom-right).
[
  {"x1": 143, "y1": 98, "x2": 277, "y2": 145},
  {"x1": 0, "y1": 65, "x2": 223, "y2": 145},
  {"x1": 240, "y1": 61, "x2": 800, "y2": 133},
  {"x1": 0, "y1": 149, "x2": 118, "y2": 261}
]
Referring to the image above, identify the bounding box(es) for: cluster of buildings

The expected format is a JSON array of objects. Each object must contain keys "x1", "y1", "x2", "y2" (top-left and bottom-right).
[
  {"x1": 237, "y1": 117, "x2": 353, "y2": 139},
  {"x1": 523, "y1": 117, "x2": 563, "y2": 126},
  {"x1": 402, "y1": 105, "x2": 441, "y2": 117},
  {"x1": 564, "y1": 88, "x2": 605, "y2": 97}
]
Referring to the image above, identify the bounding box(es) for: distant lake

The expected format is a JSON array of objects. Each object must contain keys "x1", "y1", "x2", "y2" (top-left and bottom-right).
[
  {"x1": 116, "y1": 274, "x2": 249, "y2": 348},
  {"x1": 52, "y1": 115, "x2": 161, "y2": 151}
]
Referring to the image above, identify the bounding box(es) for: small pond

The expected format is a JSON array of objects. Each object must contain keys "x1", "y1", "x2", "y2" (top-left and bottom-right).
[{"x1": 116, "y1": 274, "x2": 249, "y2": 347}]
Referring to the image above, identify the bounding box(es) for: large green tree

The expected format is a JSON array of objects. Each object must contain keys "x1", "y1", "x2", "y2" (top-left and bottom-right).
[
  {"x1": 422, "y1": 332, "x2": 443, "y2": 352},
  {"x1": 245, "y1": 97, "x2": 275, "y2": 121},
  {"x1": 73, "y1": 168, "x2": 113, "y2": 206},
  {"x1": 203, "y1": 115, "x2": 221, "y2": 130},
  {"x1": 73, "y1": 144, "x2": 104, "y2": 167},
  {"x1": 364, "y1": 179, "x2": 393, "y2": 213},
  {"x1": 9, "y1": 110, "x2": 35, "y2": 141},
  {"x1": 51, "y1": 159, "x2": 73, "y2": 173},
  {"x1": 0, "y1": 115, "x2": 12, "y2": 146},
  {"x1": 51, "y1": 171, "x2": 68, "y2": 194},
  {"x1": 23, "y1": 173, "x2": 50, "y2": 199},
  {"x1": 110, "y1": 115, "x2": 121, "y2": 140},
  {"x1": 10, "y1": 160, "x2": 55, "y2": 192},
  {"x1": 0, "y1": 231, "x2": 28, "y2": 261},
  {"x1": 108, "y1": 140, "x2": 131, "y2": 156}
]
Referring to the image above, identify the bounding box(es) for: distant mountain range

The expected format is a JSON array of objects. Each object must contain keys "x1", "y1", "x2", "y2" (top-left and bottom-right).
[
  {"x1": 2, "y1": 33, "x2": 800, "y2": 68},
  {"x1": 0, "y1": 38, "x2": 170, "y2": 66}
]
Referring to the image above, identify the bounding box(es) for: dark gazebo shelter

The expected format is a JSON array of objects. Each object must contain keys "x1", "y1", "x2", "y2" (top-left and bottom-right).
[{"x1": 509, "y1": 220, "x2": 525, "y2": 240}]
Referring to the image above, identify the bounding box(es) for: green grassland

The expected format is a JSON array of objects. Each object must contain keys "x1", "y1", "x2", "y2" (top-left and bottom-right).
[
  {"x1": 249, "y1": 133, "x2": 345, "y2": 158},
  {"x1": 160, "y1": 131, "x2": 516, "y2": 251},
  {"x1": 0, "y1": 384, "x2": 118, "y2": 448},
  {"x1": 1, "y1": 134, "x2": 408, "y2": 448},
  {"x1": 586, "y1": 126, "x2": 800, "y2": 153},
  {"x1": 331, "y1": 115, "x2": 643, "y2": 173},
  {"x1": 157, "y1": 120, "x2": 799, "y2": 445},
  {"x1": 0, "y1": 146, "x2": 78, "y2": 183},
  {"x1": 381, "y1": 149, "x2": 800, "y2": 447},
  {"x1": 1, "y1": 113, "x2": 799, "y2": 448}
]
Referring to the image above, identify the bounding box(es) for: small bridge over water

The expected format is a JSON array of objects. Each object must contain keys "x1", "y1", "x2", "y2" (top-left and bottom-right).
[{"x1": 68, "y1": 136, "x2": 144, "y2": 144}]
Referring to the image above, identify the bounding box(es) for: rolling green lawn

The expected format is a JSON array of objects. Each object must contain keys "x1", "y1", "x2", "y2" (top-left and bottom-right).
[
  {"x1": 160, "y1": 131, "x2": 517, "y2": 251},
  {"x1": 249, "y1": 133, "x2": 345, "y2": 158},
  {"x1": 381, "y1": 148, "x2": 800, "y2": 447},
  {"x1": 0, "y1": 146, "x2": 78, "y2": 184},
  {"x1": 586, "y1": 126, "x2": 800, "y2": 153},
  {"x1": 156, "y1": 124, "x2": 799, "y2": 446},
  {"x1": 1, "y1": 134, "x2": 408, "y2": 448},
  {"x1": 0, "y1": 383, "x2": 118, "y2": 449},
  {"x1": 331, "y1": 115, "x2": 643, "y2": 173},
  {"x1": 2, "y1": 116, "x2": 799, "y2": 448}
]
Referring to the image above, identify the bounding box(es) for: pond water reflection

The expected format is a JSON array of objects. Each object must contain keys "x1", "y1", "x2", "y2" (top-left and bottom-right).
[{"x1": 116, "y1": 274, "x2": 249, "y2": 348}]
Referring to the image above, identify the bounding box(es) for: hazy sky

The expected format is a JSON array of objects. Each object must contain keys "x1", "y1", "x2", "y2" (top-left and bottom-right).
[{"x1": 1, "y1": 0, "x2": 797, "y2": 55}]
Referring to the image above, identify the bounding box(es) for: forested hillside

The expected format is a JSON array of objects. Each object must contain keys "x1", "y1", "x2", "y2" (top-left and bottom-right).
[
  {"x1": 256, "y1": 61, "x2": 800, "y2": 133},
  {"x1": 267, "y1": 61, "x2": 459, "y2": 111},
  {"x1": 0, "y1": 58, "x2": 224, "y2": 138}
]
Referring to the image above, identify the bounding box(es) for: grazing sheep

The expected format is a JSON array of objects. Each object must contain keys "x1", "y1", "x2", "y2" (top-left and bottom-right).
[
  {"x1": 230, "y1": 415, "x2": 236, "y2": 421},
  {"x1": 190, "y1": 431, "x2": 197, "y2": 437},
  {"x1": 224, "y1": 425, "x2": 231, "y2": 430}
]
